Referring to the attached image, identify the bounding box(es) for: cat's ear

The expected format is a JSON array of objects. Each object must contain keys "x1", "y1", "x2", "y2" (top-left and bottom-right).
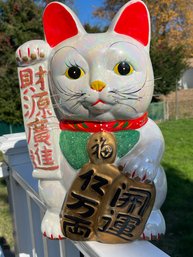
[
  {"x1": 108, "y1": 0, "x2": 150, "y2": 50},
  {"x1": 43, "y1": 2, "x2": 85, "y2": 47}
]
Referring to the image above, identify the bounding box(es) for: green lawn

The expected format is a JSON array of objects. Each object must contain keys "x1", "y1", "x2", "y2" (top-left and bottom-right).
[
  {"x1": 0, "y1": 119, "x2": 193, "y2": 256},
  {"x1": 0, "y1": 152, "x2": 14, "y2": 250},
  {"x1": 0, "y1": 179, "x2": 14, "y2": 250},
  {"x1": 154, "y1": 119, "x2": 193, "y2": 257}
]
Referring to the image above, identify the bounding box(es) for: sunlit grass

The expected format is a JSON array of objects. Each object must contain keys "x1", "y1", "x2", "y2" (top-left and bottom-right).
[
  {"x1": 0, "y1": 152, "x2": 14, "y2": 251},
  {"x1": 154, "y1": 119, "x2": 193, "y2": 257},
  {"x1": 0, "y1": 179, "x2": 14, "y2": 250}
]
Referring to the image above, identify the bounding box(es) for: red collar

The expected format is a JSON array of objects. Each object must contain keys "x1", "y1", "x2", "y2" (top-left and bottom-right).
[{"x1": 60, "y1": 113, "x2": 148, "y2": 133}]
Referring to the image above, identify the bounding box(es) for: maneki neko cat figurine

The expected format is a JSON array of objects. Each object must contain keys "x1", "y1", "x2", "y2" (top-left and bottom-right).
[{"x1": 16, "y1": 0, "x2": 167, "y2": 242}]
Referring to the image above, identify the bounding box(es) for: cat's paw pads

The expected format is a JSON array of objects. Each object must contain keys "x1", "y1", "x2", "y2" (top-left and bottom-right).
[
  {"x1": 16, "y1": 40, "x2": 51, "y2": 66},
  {"x1": 141, "y1": 232, "x2": 163, "y2": 241},
  {"x1": 41, "y1": 210, "x2": 65, "y2": 240},
  {"x1": 43, "y1": 232, "x2": 64, "y2": 240},
  {"x1": 129, "y1": 170, "x2": 150, "y2": 183},
  {"x1": 141, "y1": 210, "x2": 166, "y2": 240},
  {"x1": 123, "y1": 157, "x2": 156, "y2": 182}
]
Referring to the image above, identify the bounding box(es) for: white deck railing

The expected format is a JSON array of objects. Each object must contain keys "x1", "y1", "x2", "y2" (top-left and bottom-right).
[{"x1": 0, "y1": 133, "x2": 170, "y2": 257}]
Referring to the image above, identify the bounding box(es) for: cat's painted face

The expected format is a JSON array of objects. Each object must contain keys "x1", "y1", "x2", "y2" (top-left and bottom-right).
[{"x1": 44, "y1": 0, "x2": 154, "y2": 121}]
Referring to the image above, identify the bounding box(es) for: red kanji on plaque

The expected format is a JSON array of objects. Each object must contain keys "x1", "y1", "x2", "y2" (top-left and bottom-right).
[
  {"x1": 19, "y1": 68, "x2": 33, "y2": 88},
  {"x1": 35, "y1": 66, "x2": 47, "y2": 90},
  {"x1": 20, "y1": 64, "x2": 59, "y2": 171},
  {"x1": 28, "y1": 118, "x2": 51, "y2": 146},
  {"x1": 41, "y1": 146, "x2": 55, "y2": 165},
  {"x1": 33, "y1": 91, "x2": 52, "y2": 118},
  {"x1": 30, "y1": 147, "x2": 59, "y2": 170}
]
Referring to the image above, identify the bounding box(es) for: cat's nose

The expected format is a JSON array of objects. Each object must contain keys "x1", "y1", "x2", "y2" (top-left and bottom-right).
[{"x1": 90, "y1": 80, "x2": 106, "y2": 92}]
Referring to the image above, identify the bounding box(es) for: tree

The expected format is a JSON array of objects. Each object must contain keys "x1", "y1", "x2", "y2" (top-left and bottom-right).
[
  {"x1": 0, "y1": 0, "x2": 73, "y2": 124},
  {"x1": 0, "y1": 0, "x2": 44, "y2": 124},
  {"x1": 145, "y1": 0, "x2": 193, "y2": 56},
  {"x1": 94, "y1": 0, "x2": 193, "y2": 56},
  {"x1": 35, "y1": 0, "x2": 73, "y2": 7},
  {"x1": 84, "y1": 23, "x2": 107, "y2": 33},
  {"x1": 151, "y1": 40, "x2": 187, "y2": 96}
]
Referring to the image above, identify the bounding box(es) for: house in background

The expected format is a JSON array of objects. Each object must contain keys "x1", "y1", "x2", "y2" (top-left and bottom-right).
[
  {"x1": 159, "y1": 58, "x2": 193, "y2": 119},
  {"x1": 180, "y1": 58, "x2": 193, "y2": 89}
]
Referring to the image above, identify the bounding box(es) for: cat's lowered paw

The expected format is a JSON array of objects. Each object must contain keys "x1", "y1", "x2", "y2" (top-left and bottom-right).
[
  {"x1": 41, "y1": 210, "x2": 65, "y2": 240},
  {"x1": 140, "y1": 210, "x2": 166, "y2": 240},
  {"x1": 122, "y1": 154, "x2": 157, "y2": 182},
  {"x1": 16, "y1": 40, "x2": 51, "y2": 66}
]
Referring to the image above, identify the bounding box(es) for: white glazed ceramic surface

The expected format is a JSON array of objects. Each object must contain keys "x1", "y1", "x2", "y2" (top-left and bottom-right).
[{"x1": 16, "y1": 0, "x2": 167, "y2": 240}]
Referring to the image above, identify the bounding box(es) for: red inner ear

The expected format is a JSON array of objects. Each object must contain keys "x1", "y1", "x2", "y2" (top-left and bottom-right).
[
  {"x1": 43, "y1": 3, "x2": 78, "y2": 47},
  {"x1": 114, "y1": 2, "x2": 149, "y2": 46}
]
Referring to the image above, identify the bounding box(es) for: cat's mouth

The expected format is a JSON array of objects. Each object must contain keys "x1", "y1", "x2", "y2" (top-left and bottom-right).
[
  {"x1": 87, "y1": 99, "x2": 111, "y2": 114},
  {"x1": 91, "y1": 99, "x2": 106, "y2": 106}
]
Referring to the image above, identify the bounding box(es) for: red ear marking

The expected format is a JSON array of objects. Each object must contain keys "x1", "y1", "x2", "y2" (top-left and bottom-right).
[
  {"x1": 43, "y1": 3, "x2": 78, "y2": 47},
  {"x1": 114, "y1": 2, "x2": 149, "y2": 46}
]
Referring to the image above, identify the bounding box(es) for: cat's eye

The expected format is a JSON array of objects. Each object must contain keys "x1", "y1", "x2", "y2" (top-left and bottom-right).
[
  {"x1": 113, "y1": 61, "x2": 134, "y2": 76},
  {"x1": 65, "y1": 66, "x2": 85, "y2": 79}
]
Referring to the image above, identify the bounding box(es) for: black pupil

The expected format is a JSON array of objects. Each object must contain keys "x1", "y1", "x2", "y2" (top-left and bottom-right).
[
  {"x1": 118, "y1": 62, "x2": 131, "y2": 75},
  {"x1": 68, "y1": 66, "x2": 81, "y2": 79}
]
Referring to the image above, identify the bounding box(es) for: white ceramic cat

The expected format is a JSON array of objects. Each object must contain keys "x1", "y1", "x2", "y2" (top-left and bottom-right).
[{"x1": 16, "y1": 0, "x2": 167, "y2": 241}]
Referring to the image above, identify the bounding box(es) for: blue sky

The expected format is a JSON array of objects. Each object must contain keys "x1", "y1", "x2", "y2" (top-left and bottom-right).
[{"x1": 72, "y1": 0, "x2": 108, "y2": 27}]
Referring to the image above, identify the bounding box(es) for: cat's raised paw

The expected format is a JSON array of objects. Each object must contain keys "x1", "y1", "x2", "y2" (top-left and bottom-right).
[{"x1": 16, "y1": 40, "x2": 51, "y2": 66}]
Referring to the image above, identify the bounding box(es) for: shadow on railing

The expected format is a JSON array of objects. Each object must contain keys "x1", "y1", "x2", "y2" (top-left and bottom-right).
[{"x1": 0, "y1": 237, "x2": 15, "y2": 257}]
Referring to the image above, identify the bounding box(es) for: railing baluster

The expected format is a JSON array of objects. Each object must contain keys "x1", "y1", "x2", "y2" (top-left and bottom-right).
[
  {"x1": 59, "y1": 240, "x2": 66, "y2": 257},
  {"x1": 40, "y1": 210, "x2": 49, "y2": 257},
  {"x1": 26, "y1": 194, "x2": 37, "y2": 257}
]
